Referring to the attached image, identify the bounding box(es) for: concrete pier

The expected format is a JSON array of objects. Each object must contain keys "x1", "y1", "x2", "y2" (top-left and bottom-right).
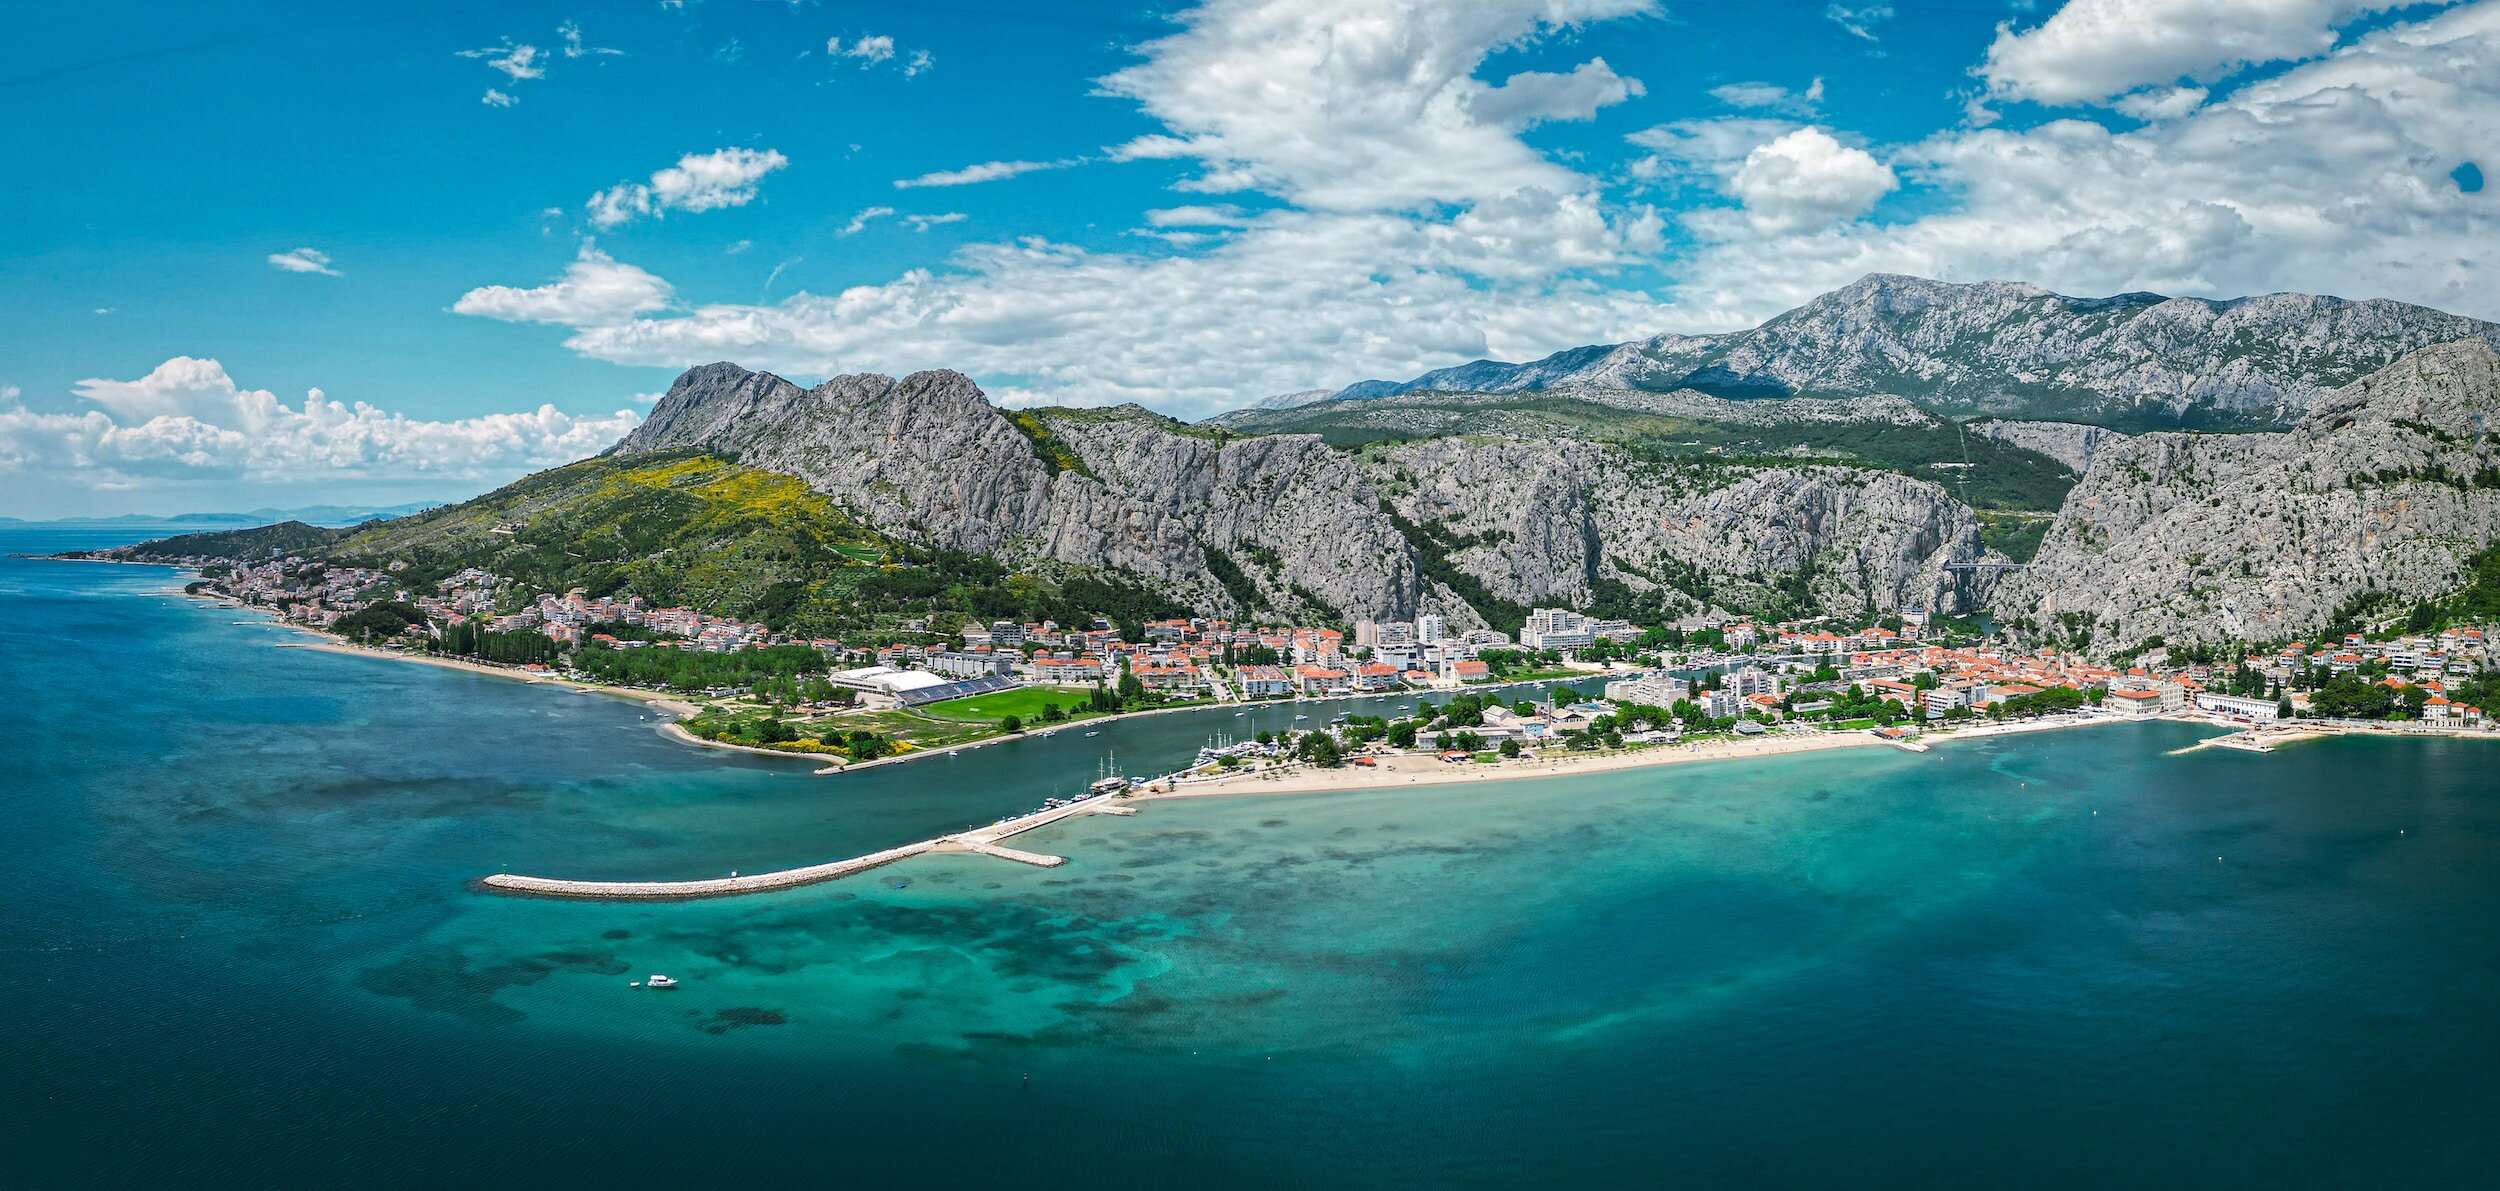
[
  {"x1": 954, "y1": 842, "x2": 1065, "y2": 867},
  {"x1": 479, "y1": 793, "x2": 1123, "y2": 901}
]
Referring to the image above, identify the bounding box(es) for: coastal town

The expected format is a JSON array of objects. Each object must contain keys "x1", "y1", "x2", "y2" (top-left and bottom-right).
[{"x1": 180, "y1": 552, "x2": 2500, "y2": 775}]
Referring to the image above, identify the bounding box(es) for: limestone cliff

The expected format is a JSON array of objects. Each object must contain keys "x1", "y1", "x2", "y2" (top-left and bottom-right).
[
  {"x1": 1996, "y1": 341, "x2": 2500, "y2": 652},
  {"x1": 616, "y1": 363, "x2": 2002, "y2": 628},
  {"x1": 1315, "y1": 274, "x2": 2500, "y2": 430},
  {"x1": 1969, "y1": 419, "x2": 2130, "y2": 474}
]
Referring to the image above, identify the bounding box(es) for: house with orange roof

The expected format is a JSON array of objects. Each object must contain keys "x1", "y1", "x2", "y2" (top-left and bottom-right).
[
  {"x1": 1132, "y1": 663, "x2": 1202, "y2": 692},
  {"x1": 1236, "y1": 664, "x2": 1292, "y2": 698},
  {"x1": 1033, "y1": 655, "x2": 1104, "y2": 684},
  {"x1": 1295, "y1": 664, "x2": 1350, "y2": 694},
  {"x1": 2107, "y1": 688, "x2": 2165, "y2": 715}
]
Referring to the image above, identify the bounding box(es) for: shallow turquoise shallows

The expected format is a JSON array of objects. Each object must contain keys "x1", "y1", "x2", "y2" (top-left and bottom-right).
[{"x1": 7, "y1": 526, "x2": 2499, "y2": 1189}]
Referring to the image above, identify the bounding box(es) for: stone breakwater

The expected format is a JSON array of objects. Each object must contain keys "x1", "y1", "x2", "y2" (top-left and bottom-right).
[
  {"x1": 477, "y1": 792, "x2": 1118, "y2": 901},
  {"x1": 478, "y1": 841, "x2": 941, "y2": 901}
]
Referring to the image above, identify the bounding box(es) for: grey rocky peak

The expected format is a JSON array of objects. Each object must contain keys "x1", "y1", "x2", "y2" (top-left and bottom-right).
[
  {"x1": 605, "y1": 322, "x2": 2500, "y2": 651},
  {"x1": 1967, "y1": 419, "x2": 2131, "y2": 474},
  {"x1": 612, "y1": 359, "x2": 2002, "y2": 628},
  {"x1": 1366, "y1": 436, "x2": 1990, "y2": 618},
  {"x1": 1304, "y1": 273, "x2": 2500, "y2": 430},
  {"x1": 1997, "y1": 339, "x2": 2500, "y2": 652}
]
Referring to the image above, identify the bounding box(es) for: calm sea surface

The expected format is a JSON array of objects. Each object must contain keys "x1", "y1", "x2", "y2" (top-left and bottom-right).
[{"x1": 6, "y1": 525, "x2": 2499, "y2": 1188}]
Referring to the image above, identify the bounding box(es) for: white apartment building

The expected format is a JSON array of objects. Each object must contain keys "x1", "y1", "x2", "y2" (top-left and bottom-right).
[{"x1": 1520, "y1": 607, "x2": 1596, "y2": 651}]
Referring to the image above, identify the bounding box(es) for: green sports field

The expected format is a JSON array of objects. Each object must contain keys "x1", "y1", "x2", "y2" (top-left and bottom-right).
[{"x1": 914, "y1": 684, "x2": 1100, "y2": 723}]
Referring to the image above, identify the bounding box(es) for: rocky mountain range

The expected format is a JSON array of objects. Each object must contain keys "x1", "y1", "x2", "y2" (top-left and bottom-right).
[
  {"x1": 593, "y1": 330, "x2": 2500, "y2": 650},
  {"x1": 1999, "y1": 339, "x2": 2500, "y2": 653},
  {"x1": 123, "y1": 273, "x2": 2500, "y2": 657},
  {"x1": 1295, "y1": 274, "x2": 2500, "y2": 431},
  {"x1": 611, "y1": 364, "x2": 1996, "y2": 632}
]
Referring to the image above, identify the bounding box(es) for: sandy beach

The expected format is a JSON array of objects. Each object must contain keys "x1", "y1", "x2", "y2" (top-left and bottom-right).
[
  {"x1": 276, "y1": 637, "x2": 699, "y2": 716},
  {"x1": 1143, "y1": 712, "x2": 2148, "y2": 801}
]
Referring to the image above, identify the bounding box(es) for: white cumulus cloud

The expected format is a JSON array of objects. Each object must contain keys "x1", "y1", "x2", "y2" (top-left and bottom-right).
[
  {"x1": 1468, "y1": 58, "x2": 1646, "y2": 129},
  {"x1": 1094, "y1": 0, "x2": 1658, "y2": 211},
  {"x1": 834, "y1": 34, "x2": 895, "y2": 64},
  {"x1": 1726, "y1": 128, "x2": 1899, "y2": 233},
  {"x1": 1709, "y1": 77, "x2": 1825, "y2": 116},
  {"x1": 894, "y1": 159, "x2": 1080, "y2": 189},
  {"x1": 452, "y1": 245, "x2": 674, "y2": 325},
  {"x1": 586, "y1": 148, "x2": 790, "y2": 228},
  {"x1": 266, "y1": 247, "x2": 341, "y2": 276},
  {"x1": 557, "y1": 20, "x2": 622, "y2": 59},
  {"x1": 1656, "y1": 1, "x2": 2500, "y2": 327},
  {"x1": 452, "y1": 0, "x2": 1672, "y2": 416},
  {"x1": 0, "y1": 358, "x2": 638, "y2": 490},
  {"x1": 831, "y1": 33, "x2": 928, "y2": 74},
  {"x1": 839, "y1": 206, "x2": 896, "y2": 235},
  {"x1": 1979, "y1": 0, "x2": 2412, "y2": 107},
  {"x1": 458, "y1": 40, "x2": 544, "y2": 81},
  {"x1": 1825, "y1": 4, "x2": 1895, "y2": 45}
]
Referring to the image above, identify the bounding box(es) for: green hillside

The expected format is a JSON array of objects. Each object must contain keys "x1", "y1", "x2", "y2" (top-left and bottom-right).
[
  {"x1": 116, "y1": 520, "x2": 345, "y2": 560},
  {"x1": 268, "y1": 450, "x2": 1188, "y2": 641},
  {"x1": 323, "y1": 451, "x2": 897, "y2": 631}
]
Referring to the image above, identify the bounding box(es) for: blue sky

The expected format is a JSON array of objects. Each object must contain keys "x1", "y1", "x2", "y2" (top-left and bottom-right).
[{"x1": 3, "y1": 0, "x2": 2491, "y2": 516}]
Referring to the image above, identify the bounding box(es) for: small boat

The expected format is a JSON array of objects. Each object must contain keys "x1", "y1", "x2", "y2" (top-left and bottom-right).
[
  {"x1": 1084, "y1": 730, "x2": 1100, "y2": 737},
  {"x1": 645, "y1": 974, "x2": 679, "y2": 989},
  {"x1": 1293, "y1": 714, "x2": 1308, "y2": 721}
]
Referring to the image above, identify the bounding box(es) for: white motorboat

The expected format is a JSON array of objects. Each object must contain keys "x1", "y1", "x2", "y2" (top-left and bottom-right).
[{"x1": 644, "y1": 974, "x2": 679, "y2": 989}]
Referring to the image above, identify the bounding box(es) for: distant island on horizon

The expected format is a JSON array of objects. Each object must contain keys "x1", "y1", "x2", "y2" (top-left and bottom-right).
[{"x1": 0, "y1": 500, "x2": 443, "y2": 529}]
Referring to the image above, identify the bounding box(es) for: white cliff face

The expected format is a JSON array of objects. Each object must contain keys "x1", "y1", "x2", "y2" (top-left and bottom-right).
[
  {"x1": 1364, "y1": 437, "x2": 1989, "y2": 617},
  {"x1": 615, "y1": 367, "x2": 1059, "y2": 555},
  {"x1": 618, "y1": 363, "x2": 1998, "y2": 626},
  {"x1": 1997, "y1": 340, "x2": 2500, "y2": 652},
  {"x1": 1312, "y1": 274, "x2": 2500, "y2": 429},
  {"x1": 1968, "y1": 419, "x2": 2131, "y2": 474}
]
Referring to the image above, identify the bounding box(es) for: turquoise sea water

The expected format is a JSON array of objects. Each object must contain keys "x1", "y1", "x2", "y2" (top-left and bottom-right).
[{"x1": 7, "y1": 526, "x2": 2500, "y2": 1188}]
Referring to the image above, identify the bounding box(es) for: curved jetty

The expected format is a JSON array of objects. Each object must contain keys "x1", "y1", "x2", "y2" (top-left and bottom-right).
[{"x1": 479, "y1": 792, "x2": 1121, "y2": 901}]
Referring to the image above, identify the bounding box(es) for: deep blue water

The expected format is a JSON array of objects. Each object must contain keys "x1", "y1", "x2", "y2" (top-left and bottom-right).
[{"x1": 7, "y1": 525, "x2": 2500, "y2": 1188}]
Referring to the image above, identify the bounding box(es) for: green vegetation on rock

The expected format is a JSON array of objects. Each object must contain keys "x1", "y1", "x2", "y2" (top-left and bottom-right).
[{"x1": 1002, "y1": 410, "x2": 1093, "y2": 478}]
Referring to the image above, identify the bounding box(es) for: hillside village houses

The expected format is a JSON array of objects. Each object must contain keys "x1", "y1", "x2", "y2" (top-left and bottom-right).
[{"x1": 201, "y1": 554, "x2": 2494, "y2": 728}]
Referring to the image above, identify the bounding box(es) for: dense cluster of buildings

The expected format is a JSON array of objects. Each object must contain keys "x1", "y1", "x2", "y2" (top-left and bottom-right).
[
  {"x1": 850, "y1": 614, "x2": 1530, "y2": 704},
  {"x1": 201, "y1": 555, "x2": 2493, "y2": 726},
  {"x1": 211, "y1": 558, "x2": 397, "y2": 628},
  {"x1": 491, "y1": 586, "x2": 772, "y2": 652},
  {"x1": 1605, "y1": 628, "x2": 2496, "y2": 727}
]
